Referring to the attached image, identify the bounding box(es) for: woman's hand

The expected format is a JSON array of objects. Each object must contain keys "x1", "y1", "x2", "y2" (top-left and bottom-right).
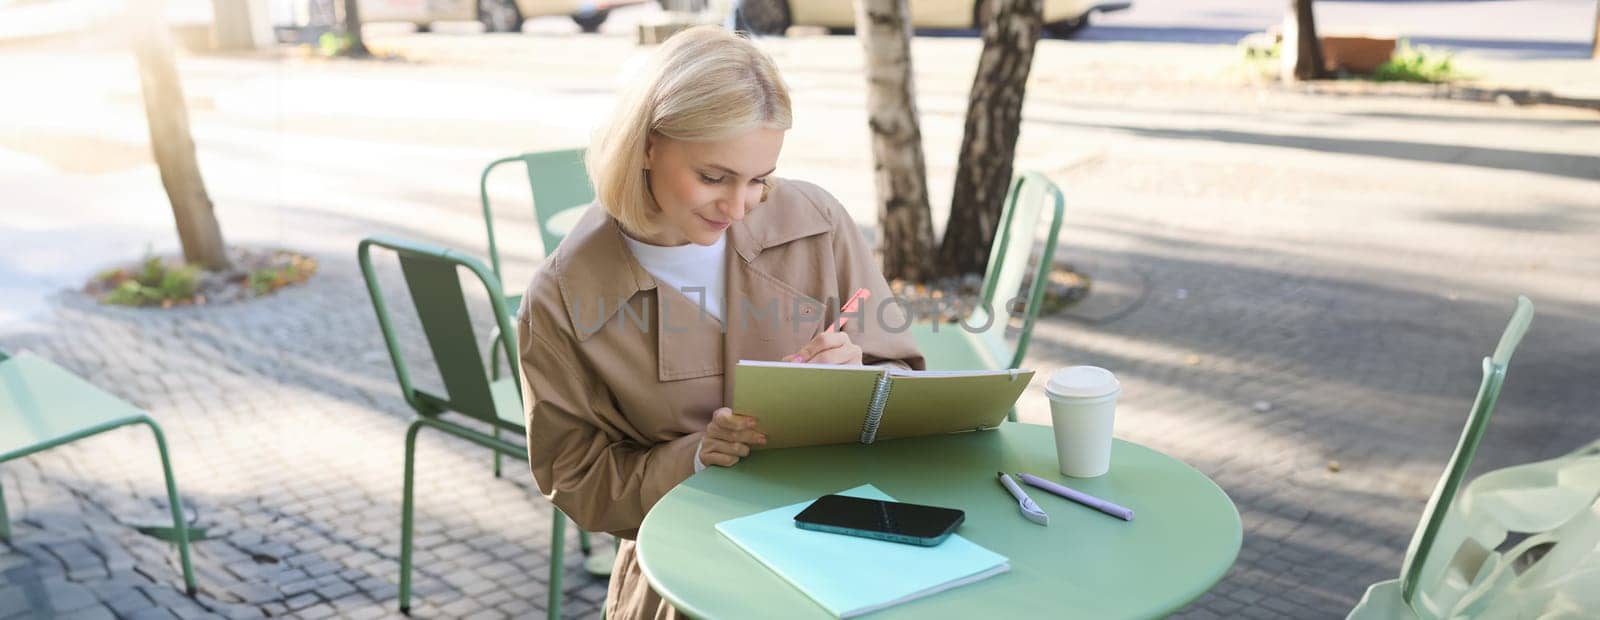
[
  {"x1": 785, "y1": 331, "x2": 864, "y2": 366},
  {"x1": 700, "y1": 407, "x2": 766, "y2": 467}
]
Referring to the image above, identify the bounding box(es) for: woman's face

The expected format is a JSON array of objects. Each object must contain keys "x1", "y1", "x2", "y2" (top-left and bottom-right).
[{"x1": 641, "y1": 127, "x2": 785, "y2": 247}]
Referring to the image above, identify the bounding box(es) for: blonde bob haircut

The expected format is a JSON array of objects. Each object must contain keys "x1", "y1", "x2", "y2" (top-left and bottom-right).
[{"x1": 587, "y1": 25, "x2": 793, "y2": 238}]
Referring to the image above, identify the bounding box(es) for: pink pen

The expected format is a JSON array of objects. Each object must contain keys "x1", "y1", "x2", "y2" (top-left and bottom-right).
[
  {"x1": 825, "y1": 288, "x2": 871, "y2": 333},
  {"x1": 789, "y1": 289, "x2": 872, "y2": 363}
]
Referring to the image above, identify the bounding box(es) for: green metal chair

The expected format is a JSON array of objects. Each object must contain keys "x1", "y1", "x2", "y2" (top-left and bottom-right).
[
  {"x1": 1347, "y1": 296, "x2": 1543, "y2": 619},
  {"x1": 480, "y1": 148, "x2": 594, "y2": 477},
  {"x1": 479, "y1": 147, "x2": 594, "y2": 292},
  {"x1": 0, "y1": 349, "x2": 197, "y2": 595},
  {"x1": 358, "y1": 235, "x2": 592, "y2": 618},
  {"x1": 910, "y1": 171, "x2": 1065, "y2": 422}
]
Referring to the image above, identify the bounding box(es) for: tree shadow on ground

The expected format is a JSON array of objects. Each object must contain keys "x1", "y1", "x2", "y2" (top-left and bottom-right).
[
  {"x1": 1341, "y1": 110, "x2": 1600, "y2": 129},
  {"x1": 1426, "y1": 202, "x2": 1600, "y2": 234},
  {"x1": 1011, "y1": 115, "x2": 1600, "y2": 181}
]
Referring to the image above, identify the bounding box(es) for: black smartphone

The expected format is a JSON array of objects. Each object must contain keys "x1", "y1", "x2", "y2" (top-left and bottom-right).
[{"x1": 793, "y1": 494, "x2": 965, "y2": 546}]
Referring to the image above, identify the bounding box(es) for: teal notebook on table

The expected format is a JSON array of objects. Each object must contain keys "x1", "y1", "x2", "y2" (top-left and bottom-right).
[{"x1": 715, "y1": 484, "x2": 1010, "y2": 618}]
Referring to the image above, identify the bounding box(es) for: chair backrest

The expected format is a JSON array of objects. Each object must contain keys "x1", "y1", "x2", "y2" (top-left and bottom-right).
[
  {"x1": 358, "y1": 235, "x2": 520, "y2": 430},
  {"x1": 1398, "y1": 296, "x2": 1535, "y2": 609},
  {"x1": 973, "y1": 171, "x2": 1065, "y2": 370},
  {"x1": 479, "y1": 148, "x2": 595, "y2": 279}
]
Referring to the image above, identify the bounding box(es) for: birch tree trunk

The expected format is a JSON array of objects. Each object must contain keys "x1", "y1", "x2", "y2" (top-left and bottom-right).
[
  {"x1": 939, "y1": 0, "x2": 1043, "y2": 280},
  {"x1": 341, "y1": 0, "x2": 371, "y2": 56},
  {"x1": 856, "y1": 0, "x2": 937, "y2": 283},
  {"x1": 1291, "y1": 0, "x2": 1326, "y2": 80},
  {"x1": 132, "y1": 0, "x2": 229, "y2": 270}
]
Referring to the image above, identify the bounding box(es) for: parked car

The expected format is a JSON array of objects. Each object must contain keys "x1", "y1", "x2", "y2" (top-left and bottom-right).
[
  {"x1": 273, "y1": 0, "x2": 645, "y2": 35},
  {"x1": 733, "y1": 0, "x2": 1131, "y2": 38}
]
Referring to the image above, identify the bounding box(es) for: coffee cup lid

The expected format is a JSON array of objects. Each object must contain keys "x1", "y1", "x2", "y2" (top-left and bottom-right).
[{"x1": 1046, "y1": 366, "x2": 1120, "y2": 399}]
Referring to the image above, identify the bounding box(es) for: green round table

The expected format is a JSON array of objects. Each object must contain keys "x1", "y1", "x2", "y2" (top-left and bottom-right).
[{"x1": 637, "y1": 423, "x2": 1242, "y2": 619}]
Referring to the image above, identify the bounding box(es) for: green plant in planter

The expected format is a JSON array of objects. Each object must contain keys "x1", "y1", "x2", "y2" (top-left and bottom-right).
[
  {"x1": 1374, "y1": 41, "x2": 1464, "y2": 83},
  {"x1": 318, "y1": 32, "x2": 355, "y2": 57},
  {"x1": 249, "y1": 264, "x2": 295, "y2": 295},
  {"x1": 1233, "y1": 37, "x2": 1282, "y2": 80},
  {"x1": 102, "y1": 255, "x2": 200, "y2": 307},
  {"x1": 247, "y1": 254, "x2": 317, "y2": 295}
]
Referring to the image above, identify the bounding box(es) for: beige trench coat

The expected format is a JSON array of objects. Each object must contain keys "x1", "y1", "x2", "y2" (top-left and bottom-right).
[{"x1": 517, "y1": 178, "x2": 926, "y2": 619}]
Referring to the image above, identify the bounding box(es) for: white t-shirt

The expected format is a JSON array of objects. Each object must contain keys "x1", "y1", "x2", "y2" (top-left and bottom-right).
[
  {"x1": 621, "y1": 233, "x2": 727, "y2": 322},
  {"x1": 621, "y1": 232, "x2": 728, "y2": 472}
]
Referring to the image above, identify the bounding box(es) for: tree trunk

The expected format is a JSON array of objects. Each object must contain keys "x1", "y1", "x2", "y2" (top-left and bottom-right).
[
  {"x1": 939, "y1": 0, "x2": 1043, "y2": 280},
  {"x1": 131, "y1": 0, "x2": 229, "y2": 270},
  {"x1": 856, "y1": 0, "x2": 937, "y2": 283},
  {"x1": 341, "y1": 0, "x2": 371, "y2": 56},
  {"x1": 1291, "y1": 0, "x2": 1326, "y2": 80}
]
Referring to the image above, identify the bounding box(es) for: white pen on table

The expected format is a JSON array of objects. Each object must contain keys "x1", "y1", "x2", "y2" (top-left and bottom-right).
[{"x1": 997, "y1": 472, "x2": 1049, "y2": 526}]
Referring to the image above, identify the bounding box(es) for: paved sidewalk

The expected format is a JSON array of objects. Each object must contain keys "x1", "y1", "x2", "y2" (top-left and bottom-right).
[{"x1": 2, "y1": 30, "x2": 1599, "y2": 620}]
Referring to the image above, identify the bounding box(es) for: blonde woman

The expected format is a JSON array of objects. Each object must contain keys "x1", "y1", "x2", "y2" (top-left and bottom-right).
[{"x1": 516, "y1": 26, "x2": 924, "y2": 619}]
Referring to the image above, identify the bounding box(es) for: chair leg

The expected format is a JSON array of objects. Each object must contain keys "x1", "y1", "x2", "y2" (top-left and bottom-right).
[
  {"x1": 493, "y1": 427, "x2": 504, "y2": 478},
  {"x1": 400, "y1": 420, "x2": 424, "y2": 615},
  {"x1": 581, "y1": 530, "x2": 614, "y2": 578},
  {"x1": 549, "y1": 511, "x2": 566, "y2": 620},
  {"x1": 142, "y1": 420, "x2": 196, "y2": 597},
  {"x1": 489, "y1": 329, "x2": 505, "y2": 479},
  {"x1": 0, "y1": 478, "x2": 10, "y2": 541}
]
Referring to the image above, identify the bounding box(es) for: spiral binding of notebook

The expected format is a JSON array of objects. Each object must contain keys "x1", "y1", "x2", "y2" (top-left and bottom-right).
[{"x1": 859, "y1": 370, "x2": 894, "y2": 444}]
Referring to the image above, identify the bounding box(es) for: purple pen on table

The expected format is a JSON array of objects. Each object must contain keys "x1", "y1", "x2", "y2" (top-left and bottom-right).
[{"x1": 1017, "y1": 473, "x2": 1135, "y2": 522}]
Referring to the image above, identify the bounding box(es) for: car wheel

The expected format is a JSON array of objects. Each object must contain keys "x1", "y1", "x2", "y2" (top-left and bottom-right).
[
  {"x1": 572, "y1": 8, "x2": 610, "y2": 33},
  {"x1": 478, "y1": 0, "x2": 523, "y2": 33},
  {"x1": 1043, "y1": 14, "x2": 1089, "y2": 39},
  {"x1": 731, "y1": 0, "x2": 790, "y2": 36}
]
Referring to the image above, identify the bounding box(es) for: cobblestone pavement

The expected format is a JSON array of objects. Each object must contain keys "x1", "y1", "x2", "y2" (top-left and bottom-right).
[
  {"x1": 2, "y1": 252, "x2": 614, "y2": 620},
  {"x1": 3, "y1": 32, "x2": 1599, "y2": 619}
]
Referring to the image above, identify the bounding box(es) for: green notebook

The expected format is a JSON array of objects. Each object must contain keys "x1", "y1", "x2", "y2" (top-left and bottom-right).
[
  {"x1": 716, "y1": 484, "x2": 1010, "y2": 618},
  {"x1": 733, "y1": 360, "x2": 1034, "y2": 450}
]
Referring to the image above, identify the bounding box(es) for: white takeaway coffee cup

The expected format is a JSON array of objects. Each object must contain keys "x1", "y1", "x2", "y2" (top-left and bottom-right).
[{"x1": 1045, "y1": 366, "x2": 1121, "y2": 478}]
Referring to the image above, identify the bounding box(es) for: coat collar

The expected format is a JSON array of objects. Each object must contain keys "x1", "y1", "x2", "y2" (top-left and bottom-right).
[
  {"x1": 552, "y1": 204, "x2": 654, "y2": 341},
  {"x1": 726, "y1": 178, "x2": 836, "y2": 263},
  {"x1": 554, "y1": 178, "x2": 833, "y2": 340}
]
